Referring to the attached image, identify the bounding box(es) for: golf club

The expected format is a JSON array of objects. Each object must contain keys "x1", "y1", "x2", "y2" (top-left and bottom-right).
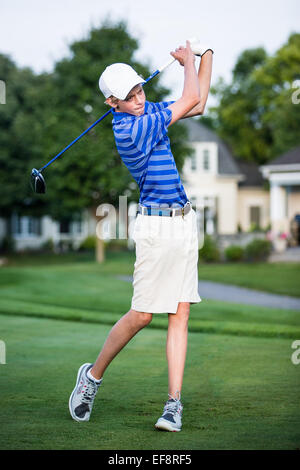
[{"x1": 30, "y1": 56, "x2": 176, "y2": 194}]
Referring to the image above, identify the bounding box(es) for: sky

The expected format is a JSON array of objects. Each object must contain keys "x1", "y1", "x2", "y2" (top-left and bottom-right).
[{"x1": 0, "y1": 0, "x2": 299, "y2": 106}]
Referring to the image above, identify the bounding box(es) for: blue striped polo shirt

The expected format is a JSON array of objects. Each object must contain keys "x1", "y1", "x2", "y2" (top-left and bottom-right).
[{"x1": 112, "y1": 100, "x2": 189, "y2": 208}]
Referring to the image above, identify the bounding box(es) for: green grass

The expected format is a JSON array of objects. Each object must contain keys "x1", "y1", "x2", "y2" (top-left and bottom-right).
[
  {"x1": 4, "y1": 250, "x2": 300, "y2": 297},
  {"x1": 197, "y1": 261, "x2": 300, "y2": 298},
  {"x1": 0, "y1": 314, "x2": 299, "y2": 450},
  {"x1": 0, "y1": 258, "x2": 299, "y2": 338},
  {"x1": 0, "y1": 253, "x2": 300, "y2": 449}
]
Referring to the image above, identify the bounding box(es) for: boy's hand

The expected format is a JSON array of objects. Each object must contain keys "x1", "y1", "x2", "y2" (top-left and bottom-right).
[
  {"x1": 189, "y1": 38, "x2": 214, "y2": 57},
  {"x1": 170, "y1": 40, "x2": 195, "y2": 66}
]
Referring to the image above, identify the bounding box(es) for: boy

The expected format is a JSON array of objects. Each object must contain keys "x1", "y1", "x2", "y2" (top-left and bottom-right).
[{"x1": 69, "y1": 40, "x2": 213, "y2": 432}]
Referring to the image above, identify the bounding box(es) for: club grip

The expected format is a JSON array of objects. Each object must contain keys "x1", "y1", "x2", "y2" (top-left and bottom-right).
[{"x1": 158, "y1": 57, "x2": 176, "y2": 73}]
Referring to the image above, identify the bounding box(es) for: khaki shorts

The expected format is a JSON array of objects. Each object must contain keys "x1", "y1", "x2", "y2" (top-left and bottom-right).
[{"x1": 131, "y1": 207, "x2": 202, "y2": 314}]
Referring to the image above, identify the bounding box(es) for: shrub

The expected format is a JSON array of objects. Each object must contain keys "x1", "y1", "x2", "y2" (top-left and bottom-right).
[
  {"x1": 249, "y1": 222, "x2": 261, "y2": 232},
  {"x1": 0, "y1": 236, "x2": 15, "y2": 254},
  {"x1": 41, "y1": 238, "x2": 54, "y2": 252},
  {"x1": 79, "y1": 235, "x2": 96, "y2": 251},
  {"x1": 79, "y1": 237, "x2": 129, "y2": 252},
  {"x1": 199, "y1": 235, "x2": 220, "y2": 262},
  {"x1": 104, "y1": 239, "x2": 129, "y2": 252},
  {"x1": 244, "y1": 239, "x2": 272, "y2": 262},
  {"x1": 225, "y1": 245, "x2": 244, "y2": 262}
]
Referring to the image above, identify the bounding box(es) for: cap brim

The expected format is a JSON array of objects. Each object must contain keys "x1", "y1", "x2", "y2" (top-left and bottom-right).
[{"x1": 117, "y1": 78, "x2": 146, "y2": 100}]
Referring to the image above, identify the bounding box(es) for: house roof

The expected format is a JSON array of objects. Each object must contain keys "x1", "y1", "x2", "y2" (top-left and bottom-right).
[
  {"x1": 266, "y1": 146, "x2": 300, "y2": 166},
  {"x1": 183, "y1": 119, "x2": 244, "y2": 178},
  {"x1": 260, "y1": 145, "x2": 300, "y2": 179},
  {"x1": 234, "y1": 158, "x2": 266, "y2": 187}
]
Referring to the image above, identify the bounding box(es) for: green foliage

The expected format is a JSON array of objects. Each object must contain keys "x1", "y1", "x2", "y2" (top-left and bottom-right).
[
  {"x1": 41, "y1": 238, "x2": 55, "y2": 253},
  {"x1": 0, "y1": 235, "x2": 15, "y2": 254},
  {"x1": 199, "y1": 235, "x2": 221, "y2": 262},
  {"x1": 208, "y1": 33, "x2": 300, "y2": 164},
  {"x1": 0, "y1": 20, "x2": 191, "y2": 225},
  {"x1": 79, "y1": 235, "x2": 96, "y2": 251},
  {"x1": 42, "y1": 20, "x2": 190, "y2": 220},
  {"x1": 248, "y1": 222, "x2": 261, "y2": 232},
  {"x1": 80, "y1": 236, "x2": 129, "y2": 252},
  {"x1": 224, "y1": 245, "x2": 245, "y2": 262},
  {"x1": 244, "y1": 239, "x2": 272, "y2": 262},
  {"x1": 0, "y1": 54, "x2": 51, "y2": 218},
  {"x1": 104, "y1": 239, "x2": 129, "y2": 252}
]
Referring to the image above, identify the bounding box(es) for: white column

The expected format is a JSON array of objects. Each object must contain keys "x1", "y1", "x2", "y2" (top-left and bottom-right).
[{"x1": 270, "y1": 182, "x2": 285, "y2": 221}]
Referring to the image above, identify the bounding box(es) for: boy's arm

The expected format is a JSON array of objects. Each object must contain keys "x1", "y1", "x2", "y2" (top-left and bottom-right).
[
  {"x1": 180, "y1": 50, "x2": 213, "y2": 118},
  {"x1": 168, "y1": 41, "x2": 201, "y2": 126}
]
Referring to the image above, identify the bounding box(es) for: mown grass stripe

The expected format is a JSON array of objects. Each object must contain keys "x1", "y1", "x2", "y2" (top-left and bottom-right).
[{"x1": 0, "y1": 297, "x2": 299, "y2": 339}]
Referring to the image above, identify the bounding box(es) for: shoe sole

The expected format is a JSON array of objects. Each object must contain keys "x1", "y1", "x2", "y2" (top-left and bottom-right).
[
  {"x1": 155, "y1": 418, "x2": 181, "y2": 432},
  {"x1": 69, "y1": 363, "x2": 92, "y2": 422}
]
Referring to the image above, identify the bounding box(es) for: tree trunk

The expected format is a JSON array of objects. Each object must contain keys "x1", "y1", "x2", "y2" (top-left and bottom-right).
[
  {"x1": 89, "y1": 206, "x2": 105, "y2": 263},
  {"x1": 96, "y1": 235, "x2": 105, "y2": 263}
]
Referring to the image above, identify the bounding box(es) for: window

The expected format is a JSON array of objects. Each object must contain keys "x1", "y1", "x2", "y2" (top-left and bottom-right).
[
  {"x1": 190, "y1": 196, "x2": 197, "y2": 208},
  {"x1": 59, "y1": 219, "x2": 71, "y2": 234},
  {"x1": 11, "y1": 215, "x2": 42, "y2": 237},
  {"x1": 191, "y1": 154, "x2": 197, "y2": 171},
  {"x1": 28, "y1": 217, "x2": 41, "y2": 235},
  {"x1": 250, "y1": 206, "x2": 261, "y2": 227},
  {"x1": 203, "y1": 149, "x2": 210, "y2": 170},
  {"x1": 72, "y1": 219, "x2": 82, "y2": 234}
]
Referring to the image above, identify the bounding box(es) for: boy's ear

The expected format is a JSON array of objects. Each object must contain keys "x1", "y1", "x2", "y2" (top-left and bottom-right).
[{"x1": 105, "y1": 97, "x2": 119, "y2": 109}]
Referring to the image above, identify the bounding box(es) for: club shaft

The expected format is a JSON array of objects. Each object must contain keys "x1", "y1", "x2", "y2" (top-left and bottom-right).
[
  {"x1": 39, "y1": 110, "x2": 112, "y2": 172},
  {"x1": 39, "y1": 57, "x2": 176, "y2": 173},
  {"x1": 143, "y1": 58, "x2": 176, "y2": 83}
]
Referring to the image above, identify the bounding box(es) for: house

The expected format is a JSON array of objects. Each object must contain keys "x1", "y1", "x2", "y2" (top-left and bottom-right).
[
  {"x1": 260, "y1": 146, "x2": 300, "y2": 246},
  {"x1": 234, "y1": 159, "x2": 269, "y2": 232},
  {"x1": 1, "y1": 119, "x2": 298, "y2": 252},
  {"x1": 181, "y1": 119, "x2": 270, "y2": 239},
  {"x1": 0, "y1": 211, "x2": 96, "y2": 253}
]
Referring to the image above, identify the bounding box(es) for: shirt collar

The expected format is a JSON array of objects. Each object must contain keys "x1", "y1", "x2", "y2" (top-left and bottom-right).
[{"x1": 112, "y1": 101, "x2": 150, "y2": 122}]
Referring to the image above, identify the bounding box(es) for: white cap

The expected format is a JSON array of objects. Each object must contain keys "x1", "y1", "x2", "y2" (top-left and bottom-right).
[{"x1": 99, "y1": 63, "x2": 146, "y2": 100}]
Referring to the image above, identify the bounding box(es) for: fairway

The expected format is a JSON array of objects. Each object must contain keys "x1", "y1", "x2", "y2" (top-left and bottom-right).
[
  {"x1": 0, "y1": 257, "x2": 300, "y2": 450},
  {"x1": 0, "y1": 313, "x2": 299, "y2": 450}
]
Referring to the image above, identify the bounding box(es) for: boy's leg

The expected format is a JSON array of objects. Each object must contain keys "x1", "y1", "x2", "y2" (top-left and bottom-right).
[
  {"x1": 90, "y1": 309, "x2": 152, "y2": 380},
  {"x1": 166, "y1": 302, "x2": 190, "y2": 398},
  {"x1": 69, "y1": 309, "x2": 152, "y2": 422},
  {"x1": 154, "y1": 302, "x2": 189, "y2": 432}
]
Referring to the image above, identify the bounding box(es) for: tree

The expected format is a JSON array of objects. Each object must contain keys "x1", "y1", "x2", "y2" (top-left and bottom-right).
[
  {"x1": 0, "y1": 21, "x2": 191, "y2": 260},
  {"x1": 44, "y1": 21, "x2": 189, "y2": 216},
  {"x1": 42, "y1": 20, "x2": 191, "y2": 260},
  {"x1": 253, "y1": 33, "x2": 300, "y2": 158},
  {"x1": 0, "y1": 54, "x2": 51, "y2": 237},
  {"x1": 206, "y1": 33, "x2": 300, "y2": 164}
]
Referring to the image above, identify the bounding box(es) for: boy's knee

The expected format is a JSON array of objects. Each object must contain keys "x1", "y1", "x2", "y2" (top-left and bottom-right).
[
  {"x1": 171, "y1": 302, "x2": 190, "y2": 324},
  {"x1": 130, "y1": 309, "x2": 153, "y2": 327}
]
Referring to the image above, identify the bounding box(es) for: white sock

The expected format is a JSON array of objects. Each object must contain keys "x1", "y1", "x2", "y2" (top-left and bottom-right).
[{"x1": 87, "y1": 368, "x2": 102, "y2": 384}]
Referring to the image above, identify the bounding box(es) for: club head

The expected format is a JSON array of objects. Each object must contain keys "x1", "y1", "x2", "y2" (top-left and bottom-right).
[{"x1": 31, "y1": 168, "x2": 46, "y2": 194}]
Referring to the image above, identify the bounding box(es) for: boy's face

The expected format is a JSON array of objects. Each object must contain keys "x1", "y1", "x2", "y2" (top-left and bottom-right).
[{"x1": 106, "y1": 84, "x2": 146, "y2": 116}]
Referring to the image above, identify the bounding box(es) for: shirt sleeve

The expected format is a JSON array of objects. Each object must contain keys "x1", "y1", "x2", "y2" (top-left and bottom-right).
[
  {"x1": 149, "y1": 101, "x2": 175, "y2": 112},
  {"x1": 130, "y1": 107, "x2": 172, "y2": 155}
]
